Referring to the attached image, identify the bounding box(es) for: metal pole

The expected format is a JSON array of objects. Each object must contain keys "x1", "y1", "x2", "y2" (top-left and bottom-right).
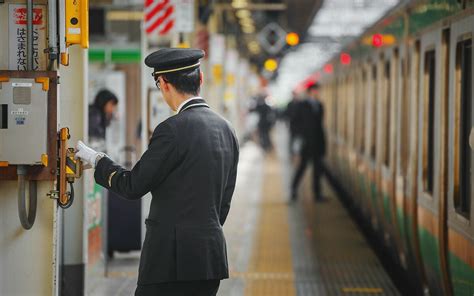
[
  {"x1": 27, "y1": 0, "x2": 34, "y2": 70},
  {"x1": 48, "y1": 0, "x2": 58, "y2": 63}
]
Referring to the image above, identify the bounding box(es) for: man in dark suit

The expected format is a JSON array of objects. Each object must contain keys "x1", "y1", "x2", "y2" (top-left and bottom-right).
[
  {"x1": 290, "y1": 82, "x2": 326, "y2": 202},
  {"x1": 75, "y1": 48, "x2": 239, "y2": 295}
]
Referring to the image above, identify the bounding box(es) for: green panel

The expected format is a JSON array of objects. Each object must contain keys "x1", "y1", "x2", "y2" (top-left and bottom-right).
[
  {"x1": 418, "y1": 226, "x2": 442, "y2": 277},
  {"x1": 370, "y1": 182, "x2": 378, "y2": 210},
  {"x1": 89, "y1": 48, "x2": 106, "y2": 62},
  {"x1": 111, "y1": 49, "x2": 141, "y2": 63},
  {"x1": 358, "y1": 174, "x2": 367, "y2": 203},
  {"x1": 408, "y1": 0, "x2": 462, "y2": 35},
  {"x1": 449, "y1": 252, "x2": 474, "y2": 296},
  {"x1": 88, "y1": 48, "x2": 142, "y2": 63},
  {"x1": 351, "y1": 0, "x2": 464, "y2": 59},
  {"x1": 383, "y1": 192, "x2": 392, "y2": 223},
  {"x1": 397, "y1": 205, "x2": 407, "y2": 244}
]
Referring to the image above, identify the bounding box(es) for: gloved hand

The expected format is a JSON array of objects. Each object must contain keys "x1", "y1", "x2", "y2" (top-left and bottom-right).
[{"x1": 75, "y1": 140, "x2": 102, "y2": 168}]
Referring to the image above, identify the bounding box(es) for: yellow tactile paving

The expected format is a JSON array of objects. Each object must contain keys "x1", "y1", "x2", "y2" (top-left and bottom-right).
[{"x1": 244, "y1": 153, "x2": 296, "y2": 296}]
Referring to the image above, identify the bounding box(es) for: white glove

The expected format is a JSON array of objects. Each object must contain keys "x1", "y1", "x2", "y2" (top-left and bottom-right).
[{"x1": 75, "y1": 140, "x2": 102, "y2": 168}]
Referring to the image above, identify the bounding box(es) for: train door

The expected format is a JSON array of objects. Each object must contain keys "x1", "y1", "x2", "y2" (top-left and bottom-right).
[
  {"x1": 347, "y1": 71, "x2": 359, "y2": 204},
  {"x1": 417, "y1": 27, "x2": 452, "y2": 296},
  {"x1": 367, "y1": 60, "x2": 380, "y2": 231},
  {"x1": 395, "y1": 44, "x2": 410, "y2": 267},
  {"x1": 359, "y1": 65, "x2": 371, "y2": 218},
  {"x1": 379, "y1": 48, "x2": 401, "y2": 255},
  {"x1": 341, "y1": 75, "x2": 350, "y2": 189},
  {"x1": 447, "y1": 14, "x2": 474, "y2": 296},
  {"x1": 354, "y1": 67, "x2": 366, "y2": 211},
  {"x1": 327, "y1": 80, "x2": 337, "y2": 172},
  {"x1": 399, "y1": 39, "x2": 428, "y2": 292}
]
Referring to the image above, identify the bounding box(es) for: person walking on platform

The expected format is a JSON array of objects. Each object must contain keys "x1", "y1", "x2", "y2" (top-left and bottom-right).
[
  {"x1": 75, "y1": 48, "x2": 240, "y2": 296},
  {"x1": 252, "y1": 93, "x2": 275, "y2": 152},
  {"x1": 290, "y1": 82, "x2": 326, "y2": 202}
]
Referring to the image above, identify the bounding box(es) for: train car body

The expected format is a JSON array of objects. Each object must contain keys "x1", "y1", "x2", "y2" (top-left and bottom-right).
[{"x1": 319, "y1": 1, "x2": 474, "y2": 295}]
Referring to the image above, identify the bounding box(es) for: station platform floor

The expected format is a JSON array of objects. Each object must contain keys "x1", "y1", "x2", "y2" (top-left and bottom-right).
[{"x1": 87, "y1": 127, "x2": 401, "y2": 296}]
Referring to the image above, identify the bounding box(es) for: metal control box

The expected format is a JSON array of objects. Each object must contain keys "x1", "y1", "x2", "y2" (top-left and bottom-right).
[{"x1": 0, "y1": 78, "x2": 48, "y2": 165}]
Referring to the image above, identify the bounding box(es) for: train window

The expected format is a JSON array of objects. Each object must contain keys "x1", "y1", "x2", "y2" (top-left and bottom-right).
[
  {"x1": 384, "y1": 61, "x2": 391, "y2": 167},
  {"x1": 454, "y1": 38, "x2": 472, "y2": 218},
  {"x1": 370, "y1": 65, "x2": 377, "y2": 159},
  {"x1": 423, "y1": 50, "x2": 436, "y2": 194}
]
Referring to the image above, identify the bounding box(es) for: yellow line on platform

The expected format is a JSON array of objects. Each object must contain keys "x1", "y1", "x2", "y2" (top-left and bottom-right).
[
  {"x1": 245, "y1": 154, "x2": 296, "y2": 296},
  {"x1": 341, "y1": 287, "x2": 384, "y2": 294}
]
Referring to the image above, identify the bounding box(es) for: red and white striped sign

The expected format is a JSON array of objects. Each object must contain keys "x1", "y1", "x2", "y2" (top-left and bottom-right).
[{"x1": 144, "y1": 0, "x2": 175, "y2": 35}]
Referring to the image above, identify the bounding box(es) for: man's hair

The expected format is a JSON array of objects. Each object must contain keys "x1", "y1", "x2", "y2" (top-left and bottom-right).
[{"x1": 162, "y1": 68, "x2": 201, "y2": 96}]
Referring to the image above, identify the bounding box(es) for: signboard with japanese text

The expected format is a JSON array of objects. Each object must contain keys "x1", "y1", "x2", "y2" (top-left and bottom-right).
[
  {"x1": 8, "y1": 4, "x2": 47, "y2": 71},
  {"x1": 174, "y1": 0, "x2": 194, "y2": 33}
]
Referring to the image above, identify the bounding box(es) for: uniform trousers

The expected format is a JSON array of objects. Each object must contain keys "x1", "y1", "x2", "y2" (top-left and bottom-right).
[
  {"x1": 135, "y1": 280, "x2": 220, "y2": 296},
  {"x1": 291, "y1": 152, "x2": 324, "y2": 200}
]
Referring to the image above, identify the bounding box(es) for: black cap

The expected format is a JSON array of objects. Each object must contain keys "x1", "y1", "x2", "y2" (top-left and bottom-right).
[{"x1": 145, "y1": 48, "x2": 205, "y2": 76}]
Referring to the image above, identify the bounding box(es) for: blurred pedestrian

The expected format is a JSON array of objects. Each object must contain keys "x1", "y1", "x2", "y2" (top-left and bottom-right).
[
  {"x1": 76, "y1": 48, "x2": 239, "y2": 296},
  {"x1": 290, "y1": 82, "x2": 326, "y2": 202},
  {"x1": 88, "y1": 89, "x2": 118, "y2": 152},
  {"x1": 252, "y1": 93, "x2": 275, "y2": 152}
]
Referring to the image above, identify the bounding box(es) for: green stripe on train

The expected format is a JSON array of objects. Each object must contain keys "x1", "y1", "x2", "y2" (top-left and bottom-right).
[
  {"x1": 418, "y1": 226, "x2": 442, "y2": 281},
  {"x1": 383, "y1": 193, "x2": 392, "y2": 223},
  {"x1": 397, "y1": 205, "x2": 407, "y2": 243},
  {"x1": 449, "y1": 252, "x2": 474, "y2": 296}
]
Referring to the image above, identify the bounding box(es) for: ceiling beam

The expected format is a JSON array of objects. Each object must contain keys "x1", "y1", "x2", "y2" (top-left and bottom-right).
[{"x1": 214, "y1": 3, "x2": 287, "y2": 11}]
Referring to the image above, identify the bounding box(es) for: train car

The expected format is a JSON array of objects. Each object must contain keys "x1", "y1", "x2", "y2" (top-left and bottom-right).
[{"x1": 318, "y1": 1, "x2": 474, "y2": 295}]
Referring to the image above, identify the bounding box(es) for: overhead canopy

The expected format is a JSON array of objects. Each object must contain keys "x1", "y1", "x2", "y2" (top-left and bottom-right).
[{"x1": 270, "y1": 0, "x2": 399, "y2": 104}]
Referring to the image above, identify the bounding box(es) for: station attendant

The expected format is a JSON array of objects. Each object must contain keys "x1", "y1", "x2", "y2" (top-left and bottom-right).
[{"x1": 75, "y1": 48, "x2": 240, "y2": 296}]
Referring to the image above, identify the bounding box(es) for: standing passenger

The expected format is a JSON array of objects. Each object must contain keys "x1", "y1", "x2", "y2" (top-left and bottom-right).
[
  {"x1": 88, "y1": 89, "x2": 118, "y2": 151},
  {"x1": 290, "y1": 82, "x2": 326, "y2": 202},
  {"x1": 253, "y1": 93, "x2": 275, "y2": 152},
  {"x1": 75, "y1": 48, "x2": 240, "y2": 296}
]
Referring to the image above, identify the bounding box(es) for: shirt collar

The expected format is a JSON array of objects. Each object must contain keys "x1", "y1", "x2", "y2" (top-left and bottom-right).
[{"x1": 176, "y1": 96, "x2": 202, "y2": 114}]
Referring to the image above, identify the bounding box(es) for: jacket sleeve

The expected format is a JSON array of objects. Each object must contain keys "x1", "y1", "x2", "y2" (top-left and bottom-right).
[
  {"x1": 219, "y1": 137, "x2": 240, "y2": 226},
  {"x1": 94, "y1": 121, "x2": 177, "y2": 200}
]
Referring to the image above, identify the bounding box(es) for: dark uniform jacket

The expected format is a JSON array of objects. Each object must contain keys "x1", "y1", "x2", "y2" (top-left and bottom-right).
[
  {"x1": 296, "y1": 98, "x2": 326, "y2": 158},
  {"x1": 94, "y1": 98, "x2": 240, "y2": 285}
]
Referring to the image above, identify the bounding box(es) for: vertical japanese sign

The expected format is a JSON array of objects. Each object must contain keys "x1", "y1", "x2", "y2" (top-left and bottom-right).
[
  {"x1": 174, "y1": 0, "x2": 194, "y2": 33},
  {"x1": 8, "y1": 4, "x2": 47, "y2": 71}
]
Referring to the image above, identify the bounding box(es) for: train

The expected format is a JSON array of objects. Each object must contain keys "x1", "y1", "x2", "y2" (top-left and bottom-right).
[{"x1": 317, "y1": 1, "x2": 473, "y2": 295}]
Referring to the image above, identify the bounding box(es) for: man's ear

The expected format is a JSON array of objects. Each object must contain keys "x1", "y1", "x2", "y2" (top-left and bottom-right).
[
  {"x1": 200, "y1": 71, "x2": 204, "y2": 86},
  {"x1": 162, "y1": 77, "x2": 171, "y2": 92}
]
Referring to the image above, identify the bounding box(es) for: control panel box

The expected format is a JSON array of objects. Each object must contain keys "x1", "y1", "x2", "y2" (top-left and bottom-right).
[{"x1": 0, "y1": 78, "x2": 48, "y2": 165}]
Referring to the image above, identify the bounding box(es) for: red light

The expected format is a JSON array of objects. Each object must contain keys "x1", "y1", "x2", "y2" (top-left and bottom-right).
[
  {"x1": 372, "y1": 34, "x2": 383, "y2": 47},
  {"x1": 323, "y1": 64, "x2": 333, "y2": 74},
  {"x1": 340, "y1": 53, "x2": 351, "y2": 65}
]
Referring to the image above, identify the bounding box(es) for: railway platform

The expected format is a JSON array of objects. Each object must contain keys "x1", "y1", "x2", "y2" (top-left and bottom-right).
[{"x1": 87, "y1": 129, "x2": 401, "y2": 296}]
